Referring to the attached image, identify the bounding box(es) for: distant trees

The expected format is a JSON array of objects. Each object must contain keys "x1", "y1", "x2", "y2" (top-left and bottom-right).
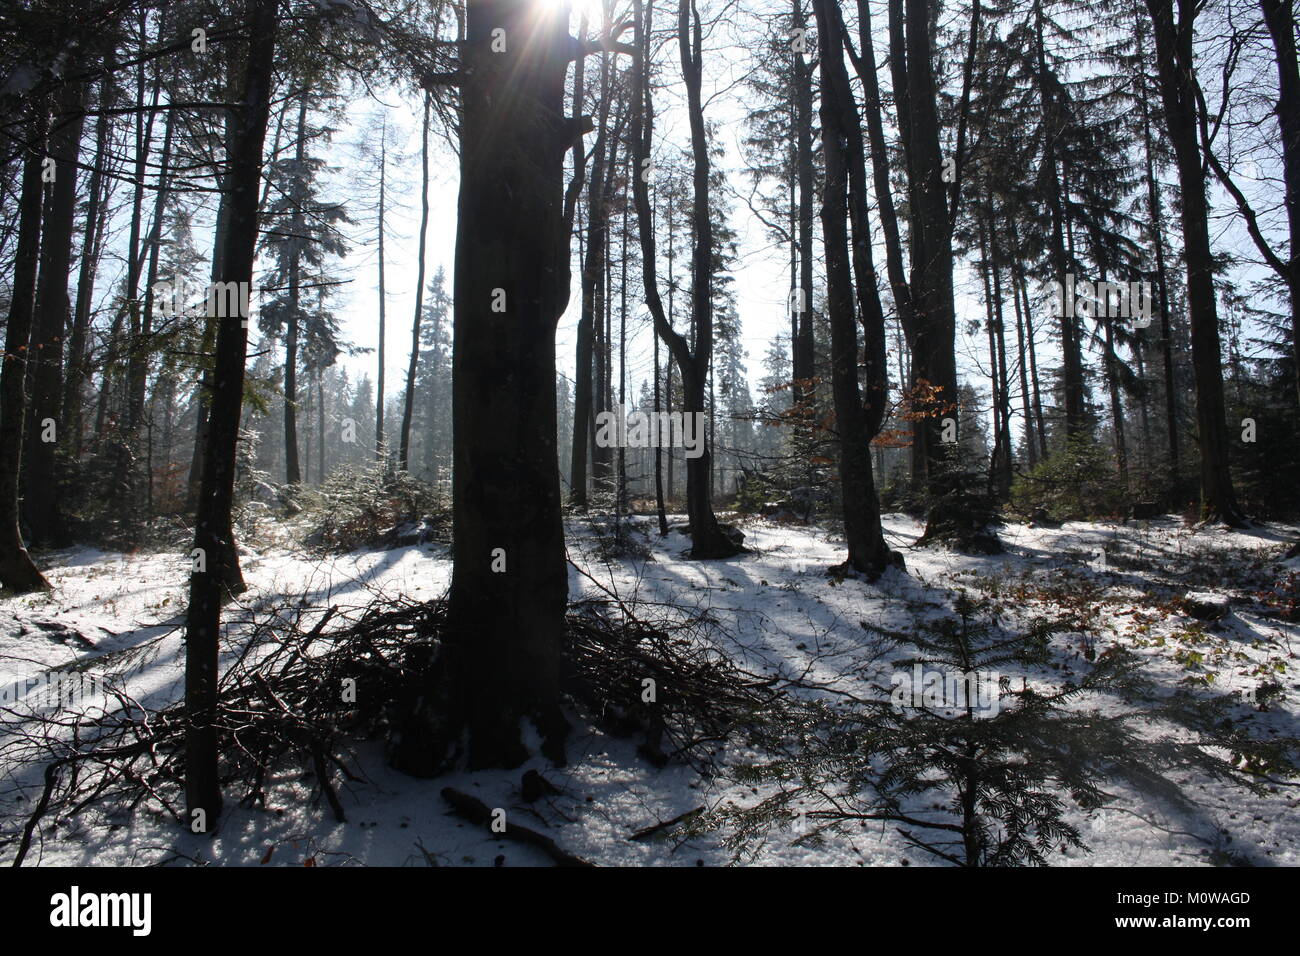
[
  {"x1": 259, "y1": 94, "x2": 349, "y2": 486},
  {"x1": 1, "y1": 0, "x2": 1297, "y2": 822}
]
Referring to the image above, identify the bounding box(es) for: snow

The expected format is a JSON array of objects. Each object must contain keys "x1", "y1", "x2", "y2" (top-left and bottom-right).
[{"x1": 2, "y1": 513, "x2": 1297, "y2": 866}]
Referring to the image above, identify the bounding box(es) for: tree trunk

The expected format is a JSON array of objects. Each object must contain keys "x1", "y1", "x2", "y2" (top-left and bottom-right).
[
  {"x1": 392, "y1": 0, "x2": 576, "y2": 774},
  {"x1": 893, "y1": 0, "x2": 961, "y2": 531},
  {"x1": 1144, "y1": 0, "x2": 1244, "y2": 525},
  {"x1": 184, "y1": 0, "x2": 280, "y2": 832},
  {"x1": 1134, "y1": 24, "x2": 1181, "y2": 494},
  {"x1": 284, "y1": 96, "x2": 308, "y2": 486},
  {"x1": 399, "y1": 92, "x2": 432, "y2": 471},
  {"x1": 850, "y1": 0, "x2": 914, "y2": 347},
  {"x1": 376, "y1": 123, "x2": 388, "y2": 461},
  {"x1": 1033, "y1": 0, "x2": 1087, "y2": 440},
  {"x1": 25, "y1": 76, "x2": 86, "y2": 547},
  {"x1": 188, "y1": 78, "x2": 238, "y2": 513},
  {"x1": 791, "y1": 0, "x2": 816, "y2": 404},
  {"x1": 65, "y1": 78, "x2": 113, "y2": 460},
  {"x1": 674, "y1": 0, "x2": 741, "y2": 558},
  {"x1": 1258, "y1": 0, "x2": 1300, "y2": 405},
  {"x1": 812, "y1": 0, "x2": 898, "y2": 576},
  {"x1": 0, "y1": 105, "x2": 52, "y2": 593},
  {"x1": 1011, "y1": 249, "x2": 1038, "y2": 468},
  {"x1": 569, "y1": 48, "x2": 614, "y2": 509}
]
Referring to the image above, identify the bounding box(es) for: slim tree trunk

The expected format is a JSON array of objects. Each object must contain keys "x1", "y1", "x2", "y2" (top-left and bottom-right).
[
  {"x1": 376, "y1": 123, "x2": 388, "y2": 461},
  {"x1": 1011, "y1": 247, "x2": 1038, "y2": 468},
  {"x1": 849, "y1": 0, "x2": 915, "y2": 345},
  {"x1": 1258, "y1": 0, "x2": 1300, "y2": 404},
  {"x1": 0, "y1": 105, "x2": 52, "y2": 593},
  {"x1": 791, "y1": 0, "x2": 816, "y2": 403},
  {"x1": 672, "y1": 0, "x2": 740, "y2": 558},
  {"x1": 317, "y1": 368, "x2": 325, "y2": 483},
  {"x1": 188, "y1": 78, "x2": 239, "y2": 512},
  {"x1": 185, "y1": 0, "x2": 280, "y2": 832},
  {"x1": 399, "y1": 91, "x2": 432, "y2": 471},
  {"x1": 1135, "y1": 26, "x2": 1182, "y2": 493},
  {"x1": 283, "y1": 96, "x2": 308, "y2": 486},
  {"x1": 570, "y1": 48, "x2": 614, "y2": 509},
  {"x1": 66, "y1": 79, "x2": 113, "y2": 459},
  {"x1": 988, "y1": 230, "x2": 1014, "y2": 496},
  {"x1": 1033, "y1": 0, "x2": 1087, "y2": 439}
]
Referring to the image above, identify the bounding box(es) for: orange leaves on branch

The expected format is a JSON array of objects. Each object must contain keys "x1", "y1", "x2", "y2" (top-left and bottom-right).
[
  {"x1": 899, "y1": 379, "x2": 956, "y2": 422},
  {"x1": 871, "y1": 428, "x2": 913, "y2": 449}
]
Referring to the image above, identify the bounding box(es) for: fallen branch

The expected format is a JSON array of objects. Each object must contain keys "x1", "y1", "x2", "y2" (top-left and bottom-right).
[{"x1": 440, "y1": 787, "x2": 595, "y2": 868}]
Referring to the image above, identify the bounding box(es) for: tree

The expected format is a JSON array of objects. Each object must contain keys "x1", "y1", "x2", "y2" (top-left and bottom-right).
[
  {"x1": 0, "y1": 102, "x2": 52, "y2": 593},
  {"x1": 398, "y1": 90, "x2": 433, "y2": 471},
  {"x1": 671, "y1": 0, "x2": 742, "y2": 558},
  {"x1": 25, "y1": 72, "x2": 86, "y2": 546},
  {"x1": 570, "y1": 28, "x2": 619, "y2": 510},
  {"x1": 889, "y1": 0, "x2": 961, "y2": 537},
  {"x1": 184, "y1": 0, "x2": 280, "y2": 832},
  {"x1": 1143, "y1": 0, "x2": 1245, "y2": 524},
  {"x1": 393, "y1": 0, "x2": 607, "y2": 773},
  {"x1": 811, "y1": 0, "x2": 898, "y2": 577},
  {"x1": 259, "y1": 94, "x2": 349, "y2": 486}
]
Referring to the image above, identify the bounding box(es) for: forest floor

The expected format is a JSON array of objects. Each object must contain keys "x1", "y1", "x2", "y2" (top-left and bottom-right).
[{"x1": 2, "y1": 511, "x2": 1298, "y2": 866}]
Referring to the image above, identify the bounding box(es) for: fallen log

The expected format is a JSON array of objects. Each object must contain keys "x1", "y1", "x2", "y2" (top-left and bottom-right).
[{"x1": 440, "y1": 787, "x2": 595, "y2": 867}]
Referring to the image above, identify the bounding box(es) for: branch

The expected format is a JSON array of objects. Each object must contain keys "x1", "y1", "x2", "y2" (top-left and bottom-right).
[{"x1": 440, "y1": 787, "x2": 596, "y2": 867}]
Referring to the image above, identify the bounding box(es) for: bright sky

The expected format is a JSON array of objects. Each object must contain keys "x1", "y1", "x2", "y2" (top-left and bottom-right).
[{"x1": 276, "y1": 1, "x2": 1287, "y2": 436}]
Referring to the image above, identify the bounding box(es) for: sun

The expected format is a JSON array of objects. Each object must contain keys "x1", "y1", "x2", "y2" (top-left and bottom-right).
[{"x1": 544, "y1": 0, "x2": 614, "y2": 29}]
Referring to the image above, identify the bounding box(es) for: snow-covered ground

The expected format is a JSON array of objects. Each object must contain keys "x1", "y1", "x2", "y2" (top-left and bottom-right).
[{"x1": 2, "y1": 513, "x2": 1297, "y2": 866}]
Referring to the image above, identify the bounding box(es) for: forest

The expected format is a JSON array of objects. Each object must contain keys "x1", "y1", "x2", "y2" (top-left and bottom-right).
[{"x1": 0, "y1": 0, "x2": 1298, "y2": 873}]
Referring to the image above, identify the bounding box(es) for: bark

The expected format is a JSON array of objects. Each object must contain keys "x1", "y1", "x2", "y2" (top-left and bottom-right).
[
  {"x1": 25, "y1": 76, "x2": 86, "y2": 547},
  {"x1": 1144, "y1": 0, "x2": 1244, "y2": 524},
  {"x1": 791, "y1": 0, "x2": 816, "y2": 402},
  {"x1": 138, "y1": 106, "x2": 175, "y2": 508},
  {"x1": 188, "y1": 70, "x2": 239, "y2": 512},
  {"x1": 811, "y1": 0, "x2": 898, "y2": 576},
  {"x1": 283, "y1": 96, "x2": 308, "y2": 486},
  {"x1": 848, "y1": 0, "x2": 914, "y2": 350},
  {"x1": 1011, "y1": 248, "x2": 1038, "y2": 468},
  {"x1": 1032, "y1": 0, "x2": 1087, "y2": 439},
  {"x1": 185, "y1": 0, "x2": 280, "y2": 831},
  {"x1": 673, "y1": 0, "x2": 741, "y2": 558},
  {"x1": 569, "y1": 47, "x2": 614, "y2": 509},
  {"x1": 893, "y1": 0, "x2": 960, "y2": 525},
  {"x1": 1257, "y1": 0, "x2": 1300, "y2": 404},
  {"x1": 1134, "y1": 23, "x2": 1181, "y2": 491},
  {"x1": 0, "y1": 106, "x2": 52, "y2": 594},
  {"x1": 376, "y1": 124, "x2": 388, "y2": 461},
  {"x1": 399, "y1": 91, "x2": 432, "y2": 471},
  {"x1": 392, "y1": 0, "x2": 576, "y2": 774},
  {"x1": 65, "y1": 80, "x2": 113, "y2": 459}
]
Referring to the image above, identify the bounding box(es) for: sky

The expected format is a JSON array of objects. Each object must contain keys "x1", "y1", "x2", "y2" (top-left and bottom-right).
[
  {"x1": 325, "y1": 9, "x2": 811, "y2": 410},
  {"x1": 108, "y1": 0, "x2": 1289, "y2": 444}
]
